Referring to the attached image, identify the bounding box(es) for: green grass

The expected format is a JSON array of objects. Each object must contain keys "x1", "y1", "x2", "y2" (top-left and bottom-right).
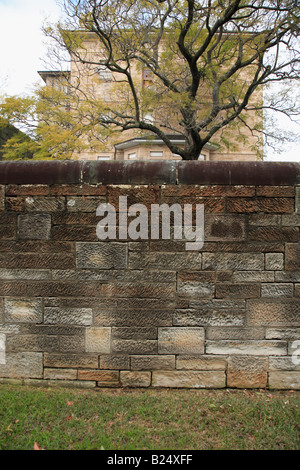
[{"x1": 0, "y1": 384, "x2": 299, "y2": 450}]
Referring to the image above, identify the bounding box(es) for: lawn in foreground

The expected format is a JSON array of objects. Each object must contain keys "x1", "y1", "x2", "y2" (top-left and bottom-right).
[{"x1": 0, "y1": 384, "x2": 299, "y2": 450}]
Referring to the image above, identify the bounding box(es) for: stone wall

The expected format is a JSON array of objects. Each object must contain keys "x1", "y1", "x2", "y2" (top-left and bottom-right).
[{"x1": 0, "y1": 160, "x2": 299, "y2": 389}]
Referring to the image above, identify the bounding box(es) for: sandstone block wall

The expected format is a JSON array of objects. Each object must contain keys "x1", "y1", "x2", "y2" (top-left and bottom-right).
[{"x1": 0, "y1": 161, "x2": 299, "y2": 389}]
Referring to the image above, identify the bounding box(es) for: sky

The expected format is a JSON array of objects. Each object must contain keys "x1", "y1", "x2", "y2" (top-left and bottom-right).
[{"x1": 0, "y1": 0, "x2": 299, "y2": 162}]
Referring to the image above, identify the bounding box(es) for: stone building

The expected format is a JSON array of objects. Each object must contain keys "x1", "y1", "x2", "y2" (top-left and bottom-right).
[{"x1": 38, "y1": 32, "x2": 262, "y2": 162}]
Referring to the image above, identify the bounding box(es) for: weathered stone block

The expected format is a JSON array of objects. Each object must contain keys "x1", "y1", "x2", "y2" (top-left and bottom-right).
[
  {"x1": 177, "y1": 281, "x2": 215, "y2": 298},
  {"x1": 95, "y1": 309, "x2": 173, "y2": 327},
  {"x1": 76, "y1": 242, "x2": 127, "y2": 269},
  {"x1": 216, "y1": 283, "x2": 260, "y2": 299},
  {"x1": 112, "y1": 327, "x2": 157, "y2": 340},
  {"x1": 6, "y1": 334, "x2": 59, "y2": 353},
  {"x1": 44, "y1": 353, "x2": 99, "y2": 369},
  {"x1": 227, "y1": 197, "x2": 294, "y2": 214},
  {"x1": 59, "y1": 335, "x2": 85, "y2": 353},
  {"x1": 0, "y1": 352, "x2": 43, "y2": 378},
  {"x1": 120, "y1": 371, "x2": 151, "y2": 388},
  {"x1": 44, "y1": 307, "x2": 93, "y2": 326},
  {"x1": 44, "y1": 368, "x2": 77, "y2": 380},
  {"x1": 78, "y1": 369, "x2": 119, "y2": 383},
  {"x1": 247, "y1": 299, "x2": 300, "y2": 326},
  {"x1": 269, "y1": 356, "x2": 300, "y2": 371},
  {"x1": 152, "y1": 370, "x2": 225, "y2": 388},
  {"x1": 265, "y1": 253, "x2": 284, "y2": 271},
  {"x1": 100, "y1": 355, "x2": 130, "y2": 370},
  {"x1": 67, "y1": 196, "x2": 105, "y2": 212},
  {"x1": 261, "y1": 283, "x2": 293, "y2": 298},
  {"x1": 158, "y1": 327, "x2": 204, "y2": 354},
  {"x1": 206, "y1": 340, "x2": 287, "y2": 356},
  {"x1": 227, "y1": 356, "x2": 268, "y2": 388},
  {"x1": 129, "y1": 252, "x2": 202, "y2": 270},
  {"x1": 112, "y1": 339, "x2": 157, "y2": 355},
  {"x1": 174, "y1": 308, "x2": 245, "y2": 327},
  {"x1": 249, "y1": 226, "x2": 298, "y2": 242},
  {"x1": 285, "y1": 243, "x2": 300, "y2": 271},
  {"x1": 5, "y1": 298, "x2": 43, "y2": 323},
  {"x1": 205, "y1": 215, "x2": 246, "y2": 241},
  {"x1": 24, "y1": 196, "x2": 65, "y2": 212},
  {"x1": 202, "y1": 253, "x2": 264, "y2": 271},
  {"x1": 131, "y1": 355, "x2": 175, "y2": 370},
  {"x1": 206, "y1": 326, "x2": 265, "y2": 340},
  {"x1": 86, "y1": 327, "x2": 111, "y2": 353},
  {"x1": 17, "y1": 214, "x2": 51, "y2": 240},
  {"x1": 176, "y1": 355, "x2": 226, "y2": 370},
  {"x1": 232, "y1": 271, "x2": 274, "y2": 282},
  {"x1": 266, "y1": 328, "x2": 300, "y2": 340},
  {"x1": 269, "y1": 371, "x2": 300, "y2": 389}
]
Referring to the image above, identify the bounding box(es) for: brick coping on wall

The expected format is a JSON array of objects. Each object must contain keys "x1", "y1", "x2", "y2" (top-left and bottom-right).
[{"x1": 0, "y1": 160, "x2": 299, "y2": 186}]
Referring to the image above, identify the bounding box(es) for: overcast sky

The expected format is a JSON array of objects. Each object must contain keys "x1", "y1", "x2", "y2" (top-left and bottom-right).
[{"x1": 0, "y1": 0, "x2": 298, "y2": 161}]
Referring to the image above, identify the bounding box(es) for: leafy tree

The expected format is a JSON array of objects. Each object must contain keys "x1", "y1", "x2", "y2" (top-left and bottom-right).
[{"x1": 40, "y1": 0, "x2": 300, "y2": 160}]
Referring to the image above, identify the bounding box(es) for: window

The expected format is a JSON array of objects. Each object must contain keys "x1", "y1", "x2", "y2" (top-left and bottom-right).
[
  {"x1": 97, "y1": 156, "x2": 111, "y2": 160},
  {"x1": 128, "y1": 153, "x2": 137, "y2": 160},
  {"x1": 98, "y1": 65, "x2": 112, "y2": 81},
  {"x1": 150, "y1": 151, "x2": 163, "y2": 159}
]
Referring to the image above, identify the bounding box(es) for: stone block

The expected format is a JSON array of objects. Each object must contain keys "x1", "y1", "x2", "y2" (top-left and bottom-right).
[
  {"x1": 131, "y1": 355, "x2": 175, "y2": 370},
  {"x1": 5, "y1": 298, "x2": 43, "y2": 323},
  {"x1": 0, "y1": 352, "x2": 43, "y2": 378},
  {"x1": 24, "y1": 196, "x2": 65, "y2": 212},
  {"x1": 78, "y1": 369, "x2": 119, "y2": 383},
  {"x1": 94, "y1": 309, "x2": 173, "y2": 327},
  {"x1": 176, "y1": 355, "x2": 226, "y2": 370},
  {"x1": 86, "y1": 327, "x2": 111, "y2": 353},
  {"x1": 285, "y1": 243, "x2": 300, "y2": 271},
  {"x1": 232, "y1": 271, "x2": 274, "y2": 282},
  {"x1": 44, "y1": 307, "x2": 93, "y2": 326},
  {"x1": 249, "y1": 226, "x2": 298, "y2": 242},
  {"x1": 265, "y1": 253, "x2": 284, "y2": 271},
  {"x1": 101, "y1": 283, "x2": 175, "y2": 299},
  {"x1": 269, "y1": 371, "x2": 300, "y2": 389},
  {"x1": 216, "y1": 283, "x2": 260, "y2": 299},
  {"x1": 6, "y1": 334, "x2": 59, "y2": 353},
  {"x1": 152, "y1": 370, "x2": 225, "y2": 388},
  {"x1": 76, "y1": 242, "x2": 127, "y2": 269},
  {"x1": 44, "y1": 368, "x2": 77, "y2": 380},
  {"x1": 120, "y1": 371, "x2": 151, "y2": 388},
  {"x1": 227, "y1": 356, "x2": 268, "y2": 388},
  {"x1": 246, "y1": 299, "x2": 300, "y2": 326},
  {"x1": 112, "y1": 339, "x2": 157, "y2": 355},
  {"x1": 17, "y1": 214, "x2": 51, "y2": 240},
  {"x1": 158, "y1": 327, "x2": 204, "y2": 354},
  {"x1": 206, "y1": 326, "x2": 265, "y2": 340},
  {"x1": 205, "y1": 215, "x2": 246, "y2": 241},
  {"x1": 59, "y1": 335, "x2": 85, "y2": 353},
  {"x1": 261, "y1": 283, "x2": 293, "y2": 298},
  {"x1": 206, "y1": 340, "x2": 287, "y2": 356},
  {"x1": 44, "y1": 353, "x2": 99, "y2": 369},
  {"x1": 174, "y1": 308, "x2": 245, "y2": 327},
  {"x1": 266, "y1": 328, "x2": 300, "y2": 340},
  {"x1": 202, "y1": 253, "x2": 264, "y2": 271},
  {"x1": 100, "y1": 355, "x2": 130, "y2": 370},
  {"x1": 112, "y1": 327, "x2": 157, "y2": 340},
  {"x1": 177, "y1": 281, "x2": 215, "y2": 298},
  {"x1": 227, "y1": 197, "x2": 294, "y2": 213},
  {"x1": 269, "y1": 356, "x2": 300, "y2": 371},
  {"x1": 129, "y1": 252, "x2": 202, "y2": 270},
  {"x1": 67, "y1": 196, "x2": 105, "y2": 212}
]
